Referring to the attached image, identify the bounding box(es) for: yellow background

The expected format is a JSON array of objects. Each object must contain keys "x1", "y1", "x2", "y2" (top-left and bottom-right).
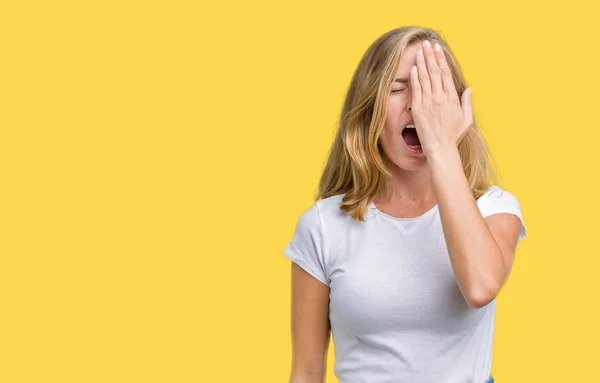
[{"x1": 1, "y1": 0, "x2": 598, "y2": 382}]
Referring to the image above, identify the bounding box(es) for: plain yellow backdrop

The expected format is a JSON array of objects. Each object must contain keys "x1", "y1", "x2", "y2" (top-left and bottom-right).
[{"x1": 1, "y1": 0, "x2": 599, "y2": 382}]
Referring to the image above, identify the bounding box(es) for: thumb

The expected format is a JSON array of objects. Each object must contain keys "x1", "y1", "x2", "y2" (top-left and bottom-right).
[{"x1": 461, "y1": 87, "x2": 473, "y2": 122}]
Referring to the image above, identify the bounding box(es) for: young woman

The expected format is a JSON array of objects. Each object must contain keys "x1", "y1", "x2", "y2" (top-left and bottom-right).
[{"x1": 283, "y1": 26, "x2": 527, "y2": 383}]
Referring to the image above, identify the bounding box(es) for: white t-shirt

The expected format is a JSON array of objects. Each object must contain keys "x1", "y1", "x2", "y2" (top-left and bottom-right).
[{"x1": 283, "y1": 185, "x2": 527, "y2": 383}]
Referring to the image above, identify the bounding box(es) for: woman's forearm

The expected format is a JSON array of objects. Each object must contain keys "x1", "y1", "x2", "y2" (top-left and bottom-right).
[{"x1": 427, "y1": 145, "x2": 506, "y2": 308}]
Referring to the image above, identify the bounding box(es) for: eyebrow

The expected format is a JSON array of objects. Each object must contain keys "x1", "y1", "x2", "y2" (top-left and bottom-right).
[{"x1": 393, "y1": 78, "x2": 409, "y2": 83}]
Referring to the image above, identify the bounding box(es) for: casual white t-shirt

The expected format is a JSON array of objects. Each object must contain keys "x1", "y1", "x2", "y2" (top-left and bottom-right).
[{"x1": 283, "y1": 185, "x2": 527, "y2": 383}]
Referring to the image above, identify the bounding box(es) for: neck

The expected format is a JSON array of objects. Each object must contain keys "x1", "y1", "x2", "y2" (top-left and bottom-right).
[{"x1": 377, "y1": 164, "x2": 436, "y2": 206}]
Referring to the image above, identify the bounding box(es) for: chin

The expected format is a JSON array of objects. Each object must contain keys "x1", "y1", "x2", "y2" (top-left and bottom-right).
[
  {"x1": 385, "y1": 153, "x2": 428, "y2": 172},
  {"x1": 380, "y1": 138, "x2": 427, "y2": 172},
  {"x1": 395, "y1": 158, "x2": 428, "y2": 172}
]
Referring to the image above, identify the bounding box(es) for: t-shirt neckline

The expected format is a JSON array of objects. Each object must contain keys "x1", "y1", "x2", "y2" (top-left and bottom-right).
[{"x1": 368, "y1": 201, "x2": 439, "y2": 221}]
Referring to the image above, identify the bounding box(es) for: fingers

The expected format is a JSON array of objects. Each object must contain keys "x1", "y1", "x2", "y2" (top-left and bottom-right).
[
  {"x1": 422, "y1": 40, "x2": 444, "y2": 100},
  {"x1": 415, "y1": 40, "x2": 463, "y2": 107},
  {"x1": 410, "y1": 65, "x2": 421, "y2": 105},
  {"x1": 415, "y1": 46, "x2": 431, "y2": 101},
  {"x1": 432, "y1": 42, "x2": 459, "y2": 102}
]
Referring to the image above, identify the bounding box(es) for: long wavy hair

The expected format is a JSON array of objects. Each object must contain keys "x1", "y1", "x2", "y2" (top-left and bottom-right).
[{"x1": 316, "y1": 26, "x2": 498, "y2": 222}]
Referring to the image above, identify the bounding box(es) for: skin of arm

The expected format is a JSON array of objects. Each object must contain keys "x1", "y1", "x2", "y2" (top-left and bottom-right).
[
  {"x1": 427, "y1": 146, "x2": 522, "y2": 308},
  {"x1": 288, "y1": 262, "x2": 331, "y2": 383}
]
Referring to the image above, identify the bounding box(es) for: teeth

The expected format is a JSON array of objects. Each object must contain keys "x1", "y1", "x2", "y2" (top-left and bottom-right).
[{"x1": 405, "y1": 124, "x2": 416, "y2": 129}]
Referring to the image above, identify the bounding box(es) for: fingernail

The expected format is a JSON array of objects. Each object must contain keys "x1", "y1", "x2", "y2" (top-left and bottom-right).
[
  {"x1": 424, "y1": 40, "x2": 431, "y2": 48},
  {"x1": 418, "y1": 48, "x2": 423, "y2": 56},
  {"x1": 434, "y1": 43, "x2": 441, "y2": 52}
]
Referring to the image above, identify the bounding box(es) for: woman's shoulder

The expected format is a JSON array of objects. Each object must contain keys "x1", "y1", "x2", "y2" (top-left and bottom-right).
[
  {"x1": 315, "y1": 193, "x2": 346, "y2": 214},
  {"x1": 476, "y1": 184, "x2": 524, "y2": 220},
  {"x1": 476, "y1": 184, "x2": 527, "y2": 242},
  {"x1": 476, "y1": 184, "x2": 520, "y2": 203},
  {"x1": 294, "y1": 194, "x2": 350, "y2": 228}
]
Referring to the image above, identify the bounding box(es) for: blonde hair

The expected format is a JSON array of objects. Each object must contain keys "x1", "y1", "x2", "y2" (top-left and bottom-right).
[{"x1": 316, "y1": 26, "x2": 498, "y2": 221}]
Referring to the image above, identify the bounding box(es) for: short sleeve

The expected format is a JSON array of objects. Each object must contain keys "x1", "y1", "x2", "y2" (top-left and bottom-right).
[
  {"x1": 283, "y1": 203, "x2": 330, "y2": 286},
  {"x1": 477, "y1": 185, "x2": 527, "y2": 245}
]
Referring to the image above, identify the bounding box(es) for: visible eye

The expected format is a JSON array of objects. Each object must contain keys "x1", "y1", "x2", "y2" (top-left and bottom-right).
[{"x1": 391, "y1": 89, "x2": 406, "y2": 93}]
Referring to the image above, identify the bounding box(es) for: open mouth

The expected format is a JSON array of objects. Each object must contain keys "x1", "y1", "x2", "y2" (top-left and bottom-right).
[{"x1": 401, "y1": 124, "x2": 422, "y2": 150}]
